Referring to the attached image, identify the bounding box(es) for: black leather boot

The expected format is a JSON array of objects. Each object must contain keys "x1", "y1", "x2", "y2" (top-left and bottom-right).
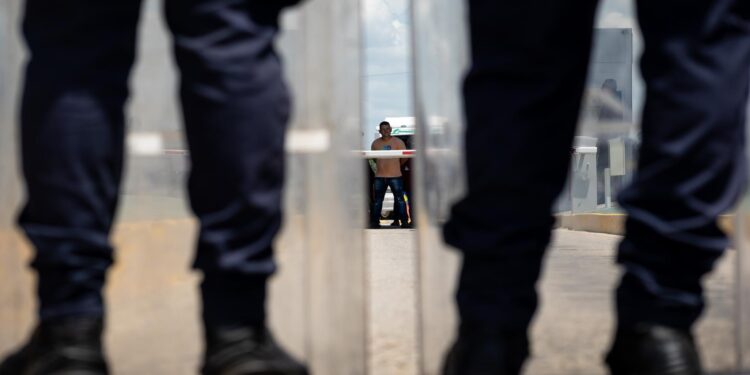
[
  {"x1": 202, "y1": 326, "x2": 308, "y2": 375},
  {"x1": 442, "y1": 323, "x2": 529, "y2": 375},
  {"x1": 605, "y1": 324, "x2": 702, "y2": 375},
  {"x1": 0, "y1": 316, "x2": 109, "y2": 375}
]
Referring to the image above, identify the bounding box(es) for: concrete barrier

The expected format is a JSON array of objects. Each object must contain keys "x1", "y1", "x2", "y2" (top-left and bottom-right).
[{"x1": 555, "y1": 213, "x2": 736, "y2": 238}]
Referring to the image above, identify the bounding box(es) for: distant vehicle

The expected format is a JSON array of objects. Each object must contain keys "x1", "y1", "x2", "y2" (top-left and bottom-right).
[{"x1": 378, "y1": 116, "x2": 415, "y2": 144}]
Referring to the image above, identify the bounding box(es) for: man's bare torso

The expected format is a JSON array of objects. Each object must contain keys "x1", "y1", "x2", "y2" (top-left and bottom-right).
[{"x1": 371, "y1": 136, "x2": 406, "y2": 177}]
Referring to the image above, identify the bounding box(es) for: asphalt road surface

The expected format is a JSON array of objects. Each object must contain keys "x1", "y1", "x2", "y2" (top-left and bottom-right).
[
  {"x1": 0, "y1": 227, "x2": 741, "y2": 374},
  {"x1": 367, "y1": 228, "x2": 740, "y2": 375}
]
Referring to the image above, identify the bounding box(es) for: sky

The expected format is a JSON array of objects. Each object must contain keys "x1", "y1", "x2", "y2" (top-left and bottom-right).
[
  {"x1": 363, "y1": 0, "x2": 412, "y2": 148},
  {"x1": 362, "y1": 0, "x2": 643, "y2": 148}
]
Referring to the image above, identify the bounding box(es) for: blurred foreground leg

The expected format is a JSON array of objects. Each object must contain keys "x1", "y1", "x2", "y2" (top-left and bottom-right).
[
  {"x1": 442, "y1": 0, "x2": 598, "y2": 373},
  {"x1": 1, "y1": 1, "x2": 142, "y2": 374},
  {"x1": 164, "y1": 1, "x2": 306, "y2": 373},
  {"x1": 607, "y1": 1, "x2": 750, "y2": 374}
]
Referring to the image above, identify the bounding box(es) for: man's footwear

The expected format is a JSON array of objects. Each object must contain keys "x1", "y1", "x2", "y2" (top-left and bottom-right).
[
  {"x1": 605, "y1": 324, "x2": 702, "y2": 375},
  {"x1": 0, "y1": 316, "x2": 109, "y2": 375},
  {"x1": 442, "y1": 324, "x2": 528, "y2": 375},
  {"x1": 202, "y1": 326, "x2": 308, "y2": 375}
]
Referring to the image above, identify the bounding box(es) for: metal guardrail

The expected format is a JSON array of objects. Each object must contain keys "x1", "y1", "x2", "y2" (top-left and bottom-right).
[
  {"x1": 360, "y1": 150, "x2": 416, "y2": 159},
  {"x1": 129, "y1": 147, "x2": 418, "y2": 159},
  {"x1": 573, "y1": 146, "x2": 597, "y2": 154}
]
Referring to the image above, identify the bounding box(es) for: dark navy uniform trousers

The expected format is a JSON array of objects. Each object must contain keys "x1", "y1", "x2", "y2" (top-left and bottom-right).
[
  {"x1": 20, "y1": 0, "x2": 293, "y2": 327},
  {"x1": 445, "y1": 0, "x2": 750, "y2": 332}
]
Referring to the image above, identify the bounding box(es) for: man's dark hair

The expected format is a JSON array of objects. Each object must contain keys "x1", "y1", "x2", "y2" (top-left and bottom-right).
[{"x1": 379, "y1": 121, "x2": 390, "y2": 129}]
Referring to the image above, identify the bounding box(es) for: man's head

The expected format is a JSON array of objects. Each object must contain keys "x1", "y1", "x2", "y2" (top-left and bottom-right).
[
  {"x1": 379, "y1": 121, "x2": 392, "y2": 138},
  {"x1": 602, "y1": 79, "x2": 618, "y2": 94}
]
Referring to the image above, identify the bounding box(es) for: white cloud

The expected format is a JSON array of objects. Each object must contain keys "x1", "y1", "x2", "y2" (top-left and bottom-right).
[
  {"x1": 599, "y1": 11, "x2": 634, "y2": 28},
  {"x1": 364, "y1": 0, "x2": 410, "y2": 48},
  {"x1": 597, "y1": 0, "x2": 636, "y2": 28},
  {"x1": 363, "y1": 0, "x2": 413, "y2": 147}
]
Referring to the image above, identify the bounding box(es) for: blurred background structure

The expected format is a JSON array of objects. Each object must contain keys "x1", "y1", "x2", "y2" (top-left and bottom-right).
[{"x1": 1, "y1": 0, "x2": 750, "y2": 374}]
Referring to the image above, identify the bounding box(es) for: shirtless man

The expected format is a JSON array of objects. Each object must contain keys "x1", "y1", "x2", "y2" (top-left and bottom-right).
[{"x1": 370, "y1": 121, "x2": 409, "y2": 228}]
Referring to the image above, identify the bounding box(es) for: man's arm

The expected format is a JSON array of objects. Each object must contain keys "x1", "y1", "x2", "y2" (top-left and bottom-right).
[
  {"x1": 370, "y1": 140, "x2": 380, "y2": 174},
  {"x1": 396, "y1": 138, "x2": 408, "y2": 165}
]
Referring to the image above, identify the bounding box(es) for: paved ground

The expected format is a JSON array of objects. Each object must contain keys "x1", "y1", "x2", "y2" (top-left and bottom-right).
[
  {"x1": 367, "y1": 228, "x2": 741, "y2": 375},
  {"x1": 367, "y1": 228, "x2": 419, "y2": 375},
  {"x1": 0, "y1": 226, "x2": 743, "y2": 374},
  {"x1": 532, "y1": 230, "x2": 737, "y2": 375}
]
